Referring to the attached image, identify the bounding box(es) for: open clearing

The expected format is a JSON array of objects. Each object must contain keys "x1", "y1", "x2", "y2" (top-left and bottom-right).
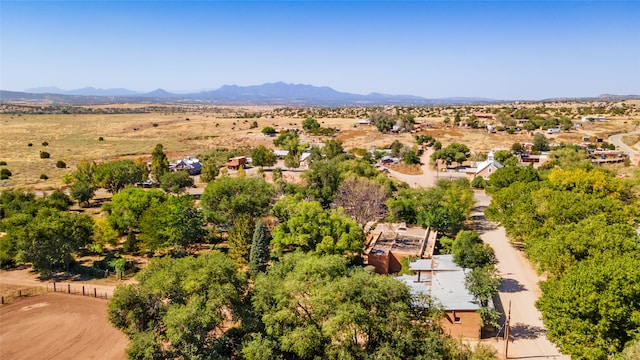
[{"x1": 0, "y1": 293, "x2": 127, "y2": 360}]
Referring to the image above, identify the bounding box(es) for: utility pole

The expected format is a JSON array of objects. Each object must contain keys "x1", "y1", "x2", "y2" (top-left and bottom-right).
[{"x1": 504, "y1": 300, "x2": 511, "y2": 359}]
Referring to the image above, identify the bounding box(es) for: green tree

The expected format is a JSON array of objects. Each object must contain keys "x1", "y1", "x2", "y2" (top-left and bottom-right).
[
  {"x1": 511, "y1": 142, "x2": 525, "y2": 154},
  {"x1": 150, "y1": 144, "x2": 169, "y2": 182},
  {"x1": 246, "y1": 252, "x2": 450, "y2": 359},
  {"x1": 159, "y1": 171, "x2": 193, "y2": 194},
  {"x1": 66, "y1": 160, "x2": 97, "y2": 206},
  {"x1": 199, "y1": 157, "x2": 220, "y2": 183},
  {"x1": 532, "y1": 133, "x2": 550, "y2": 152},
  {"x1": 322, "y1": 139, "x2": 345, "y2": 160},
  {"x1": 69, "y1": 181, "x2": 95, "y2": 207},
  {"x1": 108, "y1": 252, "x2": 247, "y2": 359},
  {"x1": 431, "y1": 143, "x2": 470, "y2": 168},
  {"x1": 403, "y1": 149, "x2": 420, "y2": 165},
  {"x1": 94, "y1": 159, "x2": 147, "y2": 193},
  {"x1": 138, "y1": 195, "x2": 205, "y2": 253},
  {"x1": 390, "y1": 140, "x2": 404, "y2": 157},
  {"x1": 106, "y1": 188, "x2": 168, "y2": 234},
  {"x1": 270, "y1": 200, "x2": 364, "y2": 256},
  {"x1": 303, "y1": 159, "x2": 342, "y2": 207},
  {"x1": 302, "y1": 117, "x2": 320, "y2": 132},
  {"x1": 451, "y1": 230, "x2": 496, "y2": 269},
  {"x1": 200, "y1": 176, "x2": 275, "y2": 225},
  {"x1": 16, "y1": 208, "x2": 94, "y2": 275},
  {"x1": 251, "y1": 145, "x2": 277, "y2": 168},
  {"x1": 486, "y1": 166, "x2": 539, "y2": 194},
  {"x1": 227, "y1": 215, "x2": 254, "y2": 266},
  {"x1": 369, "y1": 111, "x2": 396, "y2": 133},
  {"x1": 537, "y1": 254, "x2": 640, "y2": 359},
  {"x1": 91, "y1": 218, "x2": 119, "y2": 253},
  {"x1": 493, "y1": 150, "x2": 516, "y2": 166},
  {"x1": 284, "y1": 154, "x2": 300, "y2": 169},
  {"x1": 465, "y1": 265, "x2": 501, "y2": 326},
  {"x1": 248, "y1": 219, "x2": 269, "y2": 278}
]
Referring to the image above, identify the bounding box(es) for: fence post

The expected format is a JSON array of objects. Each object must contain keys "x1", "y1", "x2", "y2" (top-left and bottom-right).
[
  {"x1": 19, "y1": 289, "x2": 22, "y2": 297},
  {"x1": 2, "y1": 296, "x2": 4, "y2": 304},
  {"x1": 82, "y1": 286, "x2": 85, "y2": 296},
  {"x1": 94, "y1": 288, "x2": 97, "y2": 297},
  {"x1": 53, "y1": 282, "x2": 56, "y2": 292},
  {"x1": 67, "y1": 284, "x2": 70, "y2": 294}
]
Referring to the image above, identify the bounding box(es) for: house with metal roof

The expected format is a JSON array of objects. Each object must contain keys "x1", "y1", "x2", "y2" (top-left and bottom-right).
[{"x1": 397, "y1": 255, "x2": 482, "y2": 339}]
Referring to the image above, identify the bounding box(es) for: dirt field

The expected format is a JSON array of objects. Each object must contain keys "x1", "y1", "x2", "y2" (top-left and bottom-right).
[{"x1": 0, "y1": 293, "x2": 127, "y2": 360}]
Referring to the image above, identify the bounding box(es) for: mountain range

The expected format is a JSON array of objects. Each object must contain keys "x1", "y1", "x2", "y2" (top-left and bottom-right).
[
  {"x1": 4, "y1": 82, "x2": 498, "y2": 106},
  {"x1": 2, "y1": 82, "x2": 638, "y2": 106}
]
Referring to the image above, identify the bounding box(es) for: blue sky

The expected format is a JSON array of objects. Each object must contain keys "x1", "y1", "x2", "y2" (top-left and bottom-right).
[{"x1": 1, "y1": 1, "x2": 638, "y2": 100}]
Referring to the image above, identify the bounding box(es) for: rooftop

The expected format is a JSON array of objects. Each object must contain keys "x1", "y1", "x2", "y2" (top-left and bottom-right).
[
  {"x1": 366, "y1": 223, "x2": 430, "y2": 257},
  {"x1": 398, "y1": 255, "x2": 479, "y2": 311}
]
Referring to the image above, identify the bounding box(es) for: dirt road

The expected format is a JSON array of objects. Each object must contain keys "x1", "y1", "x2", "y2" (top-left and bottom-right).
[
  {"x1": 386, "y1": 162, "x2": 568, "y2": 359},
  {"x1": 473, "y1": 192, "x2": 568, "y2": 359}
]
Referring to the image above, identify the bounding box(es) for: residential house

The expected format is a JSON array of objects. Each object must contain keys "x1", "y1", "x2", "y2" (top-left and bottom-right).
[
  {"x1": 171, "y1": 157, "x2": 203, "y2": 175},
  {"x1": 397, "y1": 255, "x2": 482, "y2": 339},
  {"x1": 364, "y1": 223, "x2": 437, "y2": 274},
  {"x1": 224, "y1": 156, "x2": 247, "y2": 170}
]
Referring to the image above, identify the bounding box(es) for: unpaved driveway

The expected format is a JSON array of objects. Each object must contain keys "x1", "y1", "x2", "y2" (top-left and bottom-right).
[
  {"x1": 386, "y1": 164, "x2": 568, "y2": 359},
  {"x1": 473, "y1": 191, "x2": 568, "y2": 359}
]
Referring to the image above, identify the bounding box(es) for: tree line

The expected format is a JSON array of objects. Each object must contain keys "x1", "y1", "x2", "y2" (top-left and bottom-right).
[{"x1": 484, "y1": 145, "x2": 640, "y2": 359}]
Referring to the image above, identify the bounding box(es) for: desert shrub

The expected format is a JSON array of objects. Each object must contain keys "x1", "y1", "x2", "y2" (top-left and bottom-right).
[
  {"x1": 28, "y1": 143, "x2": 33, "y2": 147},
  {"x1": 0, "y1": 168, "x2": 11, "y2": 180},
  {"x1": 0, "y1": 161, "x2": 6, "y2": 166},
  {"x1": 152, "y1": 123, "x2": 158, "y2": 127},
  {"x1": 42, "y1": 141, "x2": 49, "y2": 146},
  {"x1": 40, "y1": 174, "x2": 49, "y2": 180},
  {"x1": 39, "y1": 151, "x2": 50, "y2": 159},
  {"x1": 98, "y1": 137, "x2": 104, "y2": 141},
  {"x1": 262, "y1": 126, "x2": 276, "y2": 135},
  {"x1": 56, "y1": 160, "x2": 67, "y2": 168},
  {"x1": 250, "y1": 121, "x2": 258, "y2": 129}
]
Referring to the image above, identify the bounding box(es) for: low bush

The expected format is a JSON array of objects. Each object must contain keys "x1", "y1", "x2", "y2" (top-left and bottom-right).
[
  {"x1": 56, "y1": 160, "x2": 67, "y2": 168},
  {"x1": 0, "y1": 168, "x2": 12, "y2": 180},
  {"x1": 0, "y1": 161, "x2": 6, "y2": 166},
  {"x1": 40, "y1": 151, "x2": 50, "y2": 159},
  {"x1": 42, "y1": 141, "x2": 49, "y2": 146},
  {"x1": 40, "y1": 174, "x2": 48, "y2": 180}
]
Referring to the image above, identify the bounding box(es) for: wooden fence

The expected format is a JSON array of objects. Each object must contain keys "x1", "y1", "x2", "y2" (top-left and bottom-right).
[
  {"x1": 0, "y1": 283, "x2": 113, "y2": 305},
  {"x1": 46, "y1": 282, "x2": 111, "y2": 300}
]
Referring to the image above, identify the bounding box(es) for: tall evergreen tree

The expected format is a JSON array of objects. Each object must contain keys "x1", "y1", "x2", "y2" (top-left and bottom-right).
[
  {"x1": 249, "y1": 219, "x2": 269, "y2": 277},
  {"x1": 150, "y1": 144, "x2": 169, "y2": 182}
]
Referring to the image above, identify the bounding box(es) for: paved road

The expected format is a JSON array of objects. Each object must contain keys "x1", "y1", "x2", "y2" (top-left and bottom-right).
[{"x1": 609, "y1": 129, "x2": 640, "y2": 154}]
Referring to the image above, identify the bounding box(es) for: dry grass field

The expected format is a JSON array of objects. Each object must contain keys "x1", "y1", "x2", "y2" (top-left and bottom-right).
[{"x1": 1, "y1": 103, "x2": 638, "y2": 190}]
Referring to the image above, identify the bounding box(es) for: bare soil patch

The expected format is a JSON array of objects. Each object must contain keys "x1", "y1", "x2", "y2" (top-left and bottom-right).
[{"x1": 0, "y1": 293, "x2": 127, "y2": 360}]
